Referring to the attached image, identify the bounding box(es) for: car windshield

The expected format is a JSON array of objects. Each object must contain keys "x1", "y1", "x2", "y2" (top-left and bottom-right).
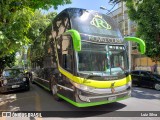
[
  {"x1": 77, "y1": 42, "x2": 128, "y2": 76},
  {"x1": 2, "y1": 69, "x2": 23, "y2": 77}
]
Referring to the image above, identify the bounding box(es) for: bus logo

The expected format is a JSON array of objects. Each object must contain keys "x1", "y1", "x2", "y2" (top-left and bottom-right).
[
  {"x1": 90, "y1": 14, "x2": 111, "y2": 30},
  {"x1": 111, "y1": 82, "x2": 115, "y2": 93}
]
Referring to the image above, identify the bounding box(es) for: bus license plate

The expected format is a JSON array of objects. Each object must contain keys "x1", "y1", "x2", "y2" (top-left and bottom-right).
[
  {"x1": 108, "y1": 96, "x2": 116, "y2": 101},
  {"x1": 12, "y1": 85, "x2": 20, "y2": 88}
]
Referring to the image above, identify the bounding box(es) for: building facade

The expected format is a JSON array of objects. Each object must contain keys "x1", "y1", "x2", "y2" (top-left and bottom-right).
[{"x1": 107, "y1": 2, "x2": 159, "y2": 72}]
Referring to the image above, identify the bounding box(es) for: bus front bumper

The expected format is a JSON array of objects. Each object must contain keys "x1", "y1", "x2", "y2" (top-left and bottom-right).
[{"x1": 57, "y1": 89, "x2": 131, "y2": 107}]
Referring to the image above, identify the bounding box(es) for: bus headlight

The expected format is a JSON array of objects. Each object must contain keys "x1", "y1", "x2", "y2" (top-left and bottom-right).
[
  {"x1": 23, "y1": 78, "x2": 26, "y2": 82},
  {"x1": 72, "y1": 82, "x2": 94, "y2": 92},
  {"x1": 3, "y1": 80, "x2": 7, "y2": 85}
]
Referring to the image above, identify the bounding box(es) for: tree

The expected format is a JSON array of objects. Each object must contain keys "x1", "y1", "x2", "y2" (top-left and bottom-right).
[
  {"x1": 30, "y1": 0, "x2": 72, "y2": 10},
  {"x1": 0, "y1": 0, "x2": 71, "y2": 71},
  {"x1": 0, "y1": 53, "x2": 16, "y2": 75},
  {"x1": 27, "y1": 11, "x2": 57, "y2": 68},
  {"x1": 110, "y1": 0, "x2": 160, "y2": 62},
  {"x1": 0, "y1": 7, "x2": 33, "y2": 57},
  {"x1": 13, "y1": 11, "x2": 57, "y2": 68},
  {"x1": 0, "y1": 6, "x2": 33, "y2": 72},
  {"x1": 0, "y1": 0, "x2": 71, "y2": 57},
  {"x1": 109, "y1": 0, "x2": 121, "y2": 3}
]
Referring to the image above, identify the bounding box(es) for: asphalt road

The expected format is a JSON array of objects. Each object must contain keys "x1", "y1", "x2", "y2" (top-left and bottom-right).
[{"x1": 0, "y1": 83, "x2": 160, "y2": 120}]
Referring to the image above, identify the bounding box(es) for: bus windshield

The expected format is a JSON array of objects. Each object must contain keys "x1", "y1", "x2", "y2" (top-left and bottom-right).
[
  {"x1": 77, "y1": 42, "x2": 128, "y2": 76},
  {"x1": 71, "y1": 10, "x2": 122, "y2": 38}
]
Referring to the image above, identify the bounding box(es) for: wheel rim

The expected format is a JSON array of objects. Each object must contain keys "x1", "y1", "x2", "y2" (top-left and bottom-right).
[
  {"x1": 155, "y1": 84, "x2": 160, "y2": 90},
  {"x1": 52, "y1": 84, "x2": 57, "y2": 95}
]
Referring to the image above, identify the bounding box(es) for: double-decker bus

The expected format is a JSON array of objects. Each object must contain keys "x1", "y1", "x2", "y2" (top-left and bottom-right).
[{"x1": 30, "y1": 8, "x2": 145, "y2": 107}]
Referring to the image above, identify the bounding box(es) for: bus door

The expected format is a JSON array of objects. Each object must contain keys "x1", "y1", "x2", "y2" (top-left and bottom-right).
[{"x1": 57, "y1": 35, "x2": 75, "y2": 97}]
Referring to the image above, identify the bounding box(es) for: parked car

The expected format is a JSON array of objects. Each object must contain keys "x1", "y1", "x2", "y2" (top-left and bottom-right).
[
  {"x1": 131, "y1": 70, "x2": 160, "y2": 90},
  {"x1": 0, "y1": 68, "x2": 30, "y2": 93}
]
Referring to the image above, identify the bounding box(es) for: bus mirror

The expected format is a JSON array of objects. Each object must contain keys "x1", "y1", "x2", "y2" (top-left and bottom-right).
[
  {"x1": 63, "y1": 29, "x2": 81, "y2": 51},
  {"x1": 124, "y1": 37, "x2": 146, "y2": 54}
]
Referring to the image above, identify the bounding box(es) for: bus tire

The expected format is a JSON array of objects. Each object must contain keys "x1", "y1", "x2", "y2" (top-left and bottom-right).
[{"x1": 51, "y1": 77, "x2": 61, "y2": 101}]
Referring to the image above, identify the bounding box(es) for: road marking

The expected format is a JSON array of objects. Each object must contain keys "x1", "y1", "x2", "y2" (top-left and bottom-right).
[
  {"x1": 35, "y1": 92, "x2": 43, "y2": 120},
  {"x1": 35, "y1": 92, "x2": 41, "y2": 111}
]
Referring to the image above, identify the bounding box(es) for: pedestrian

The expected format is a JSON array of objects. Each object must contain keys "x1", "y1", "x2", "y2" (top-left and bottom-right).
[{"x1": 153, "y1": 62, "x2": 158, "y2": 74}]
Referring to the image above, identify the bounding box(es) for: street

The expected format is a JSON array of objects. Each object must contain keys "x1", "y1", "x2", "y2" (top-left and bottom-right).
[
  {"x1": 0, "y1": 83, "x2": 160, "y2": 119},
  {"x1": 1, "y1": 0, "x2": 160, "y2": 120}
]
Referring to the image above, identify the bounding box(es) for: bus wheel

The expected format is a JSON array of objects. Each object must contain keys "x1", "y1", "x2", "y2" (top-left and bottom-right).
[
  {"x1": 51, "y1": 78, "x2": 61, "y2": 101},
  {"x1": 154, "y1": 83, "x2": 160, "y2": 91}
]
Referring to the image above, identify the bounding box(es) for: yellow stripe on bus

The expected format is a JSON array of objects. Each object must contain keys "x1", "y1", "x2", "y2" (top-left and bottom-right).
[{"x1": 58, "y1": 66, "x2": 131, "y2": 88}]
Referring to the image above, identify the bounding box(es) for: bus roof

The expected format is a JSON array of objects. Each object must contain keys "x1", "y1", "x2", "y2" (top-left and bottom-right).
[{"x1": 55, "y1": 8, "x2": 123, "y2": 39}]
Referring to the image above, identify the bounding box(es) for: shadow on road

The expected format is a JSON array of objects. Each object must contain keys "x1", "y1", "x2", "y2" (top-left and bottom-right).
[
  {"x1": 131, "y1": 87, "x2": 160, "y2": 100},
  {"x1": 57, "y1": 102, "x2": 127, "y2": 118},
  {"x1": 0, "y1": 85, "x2": 37, "y2": 112},
  {"x1": 0, "y1": 84, "x2": 127, "y2": 118}
]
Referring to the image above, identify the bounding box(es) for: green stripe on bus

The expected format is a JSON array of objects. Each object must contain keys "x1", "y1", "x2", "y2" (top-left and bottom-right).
[
  {"x1": 33, "y1": 80, "x2": 50, "y2": 91},
  {"x1": 63, "y1": 29, "x2": 81, "y2": 51},
  {"x1": 57, "y1": 93, "x2": 130, "y2": 107},
  {"x1": 124, "y1": 37, "x2": 146, "y2": 54}
]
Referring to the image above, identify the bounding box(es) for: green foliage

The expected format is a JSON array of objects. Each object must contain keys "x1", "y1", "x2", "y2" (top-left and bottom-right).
[
  {"x1": 110, "y1": 0, "x2": 160, "y2": 62},
  {"x1": 0, "y1": 0, "x2": 67, "y2": 57},
  {"x1": 0, "y1": 53, "x2": 16, "y2": 74},
  {"x1": 0, "y1": 0, "x2": 71, "y2": 70},
  {"x1": 109, "y1": 0, "x2": 122, "y2": 3},
  {"x1": 28, "y1": 0, "x2": 72, "y2": 10},
  {"x1": 126, "y1": 0, "x2": 160, "y2": 62},
  {"x1": 0, "y1": 6, "x2": 34, "y2": 57},
  {"x1": 14, "y1": 11, "x2": 57, "y2": 68},
  {"x1": 27, "y1": 11, "x2": 57, "y2": 66},
  {"x1": 27, "y1": 10, "x2": 51, "y2": 41},
  {"x1": 0, "y1": 0, "x2": 71, "y2": 11}
]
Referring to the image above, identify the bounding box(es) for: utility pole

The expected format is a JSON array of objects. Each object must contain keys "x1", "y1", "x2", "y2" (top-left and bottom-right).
[
  {"x1": 128, "y1": 18, "x2": 132, "y2": 71},
  {"x1": 122, "y1": 1, "x2": 131, "y2": 71},
  {"x1": 122, "y1": 1, "x2": 125, "y2": 36}
]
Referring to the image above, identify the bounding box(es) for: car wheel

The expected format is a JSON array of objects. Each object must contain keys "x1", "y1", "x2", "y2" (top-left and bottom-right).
[
  {"x1": 51, "y1": 77, "x2": 61, "y2": 101},
  {"x1": 154, "y1": 83, "x2": 160, "y2": 91}
]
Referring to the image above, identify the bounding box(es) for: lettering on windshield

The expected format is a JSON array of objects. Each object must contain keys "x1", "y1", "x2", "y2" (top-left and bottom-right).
[
  {"x1": 90, "y1": 14, "x2": 111, "y2": 30},
  {"x1": 88, "y1": 35, "x2": 123, "y2": 44}
]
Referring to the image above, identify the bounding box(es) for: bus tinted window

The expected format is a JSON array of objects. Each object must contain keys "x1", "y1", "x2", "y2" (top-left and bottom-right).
[{"x1": 71, "y1": 10, "x2": 122, "y2": 38}]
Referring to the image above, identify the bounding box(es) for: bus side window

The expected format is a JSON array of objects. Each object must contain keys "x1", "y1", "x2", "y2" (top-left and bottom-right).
[
  {"x1": 57, "y1": 37, "x2": 62, "y2": 65},
  {"x1": 62, "y1": 54, "x2": 72, "y2": 72},
  {"x1": 55, "y1": 13, "x2": 70, "y2": 37},
  {"x1": 62, "y1": 36, "x2": 73, "y2": 72}
]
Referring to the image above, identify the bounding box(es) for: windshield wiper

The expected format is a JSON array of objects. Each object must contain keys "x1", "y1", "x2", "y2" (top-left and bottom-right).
[{"x1": 85, "y1": 73, "x2": 102, "y2": 79}]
